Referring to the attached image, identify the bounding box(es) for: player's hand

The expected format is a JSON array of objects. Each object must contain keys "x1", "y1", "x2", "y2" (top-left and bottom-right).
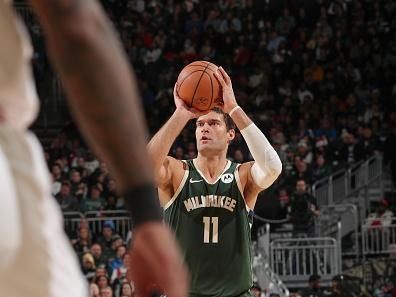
[
  {"x1": 213, "y1": 67, "x2": 238, "y2": 114},
  {"x1": 127, "y1": 222, "x2": 189, "y2": 297},
  {"x1": 173, "y1": 83, "x2": 208, "y2": 119}
]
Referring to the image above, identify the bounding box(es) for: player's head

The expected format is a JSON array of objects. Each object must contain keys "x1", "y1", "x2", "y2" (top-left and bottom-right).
[{"x1": 196, "y1": 108, "x2": 235, "y2": 155}]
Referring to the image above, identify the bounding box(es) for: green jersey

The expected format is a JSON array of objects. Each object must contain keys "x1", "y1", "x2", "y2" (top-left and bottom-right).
[{"x1": 164, "y1": 159, "x2": 253, "y2": 297}]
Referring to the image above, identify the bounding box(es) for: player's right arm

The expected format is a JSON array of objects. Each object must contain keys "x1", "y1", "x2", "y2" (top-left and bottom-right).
[{"x1": 148, "y1": 85, "x2": 204, "y2": 194}]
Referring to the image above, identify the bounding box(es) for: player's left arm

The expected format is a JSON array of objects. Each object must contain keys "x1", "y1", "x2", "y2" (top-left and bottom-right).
[{"x1": 214, "y1": 67, "x2": 282, "y2": 195}]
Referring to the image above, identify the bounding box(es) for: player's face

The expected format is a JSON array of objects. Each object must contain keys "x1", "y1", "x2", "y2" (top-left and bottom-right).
[{"x1": 196, "y1": 111, "x2": 234, "y2": 154}]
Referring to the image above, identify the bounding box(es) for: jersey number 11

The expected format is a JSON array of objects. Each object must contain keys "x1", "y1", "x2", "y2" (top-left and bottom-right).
[{"x1": 203, "y1": 216, "x2": 218, "y2": 243}]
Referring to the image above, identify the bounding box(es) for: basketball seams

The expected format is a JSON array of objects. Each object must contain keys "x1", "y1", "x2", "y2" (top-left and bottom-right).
[
  {"x1": 190, "y1": 63, "x2": 210, "y2": 107},
  {"x1": 178, "y1": 69, "x2": 207, "y2": 91},
  {"x1": 190, "y1": 62, "x2": 218, "y2": 73},
  {"x1": 204, "y1": 71, "x2": 214, "y2": 110}
]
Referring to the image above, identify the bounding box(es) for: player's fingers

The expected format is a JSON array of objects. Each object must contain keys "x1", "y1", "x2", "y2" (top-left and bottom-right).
[
  {"x1": 173, "y1": 83, "x2": 179, "y2": 98},
  {"x1": 218, "y1": 66, "x2": 231, "y2": 85},
  {"x1": 213, "y1": 71, "x2": 226, "y2": 87}
]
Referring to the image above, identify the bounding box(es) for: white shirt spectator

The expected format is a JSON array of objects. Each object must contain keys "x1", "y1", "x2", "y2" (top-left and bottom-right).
[{"x1": 364, "y1": 200, "x2": 394, "y2": 228}]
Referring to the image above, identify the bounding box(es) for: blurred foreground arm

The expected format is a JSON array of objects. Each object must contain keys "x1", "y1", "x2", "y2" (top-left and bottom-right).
[{"x1": 28, "y1": 1, "x2": 188, "y2": 296}]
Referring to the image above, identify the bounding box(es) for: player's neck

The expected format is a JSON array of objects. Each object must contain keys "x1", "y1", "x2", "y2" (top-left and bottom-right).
[{"x1": 196, "y1": 153, "x2": 228, "y2": 180}]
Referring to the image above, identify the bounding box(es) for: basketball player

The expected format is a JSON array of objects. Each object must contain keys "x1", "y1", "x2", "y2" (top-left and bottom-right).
[
  {"x1": 0, "y1": 1, "x2": 187, "y2": 297},
  {"x1": 148, "y1": 67, "x2": 282, "y2": 296}
]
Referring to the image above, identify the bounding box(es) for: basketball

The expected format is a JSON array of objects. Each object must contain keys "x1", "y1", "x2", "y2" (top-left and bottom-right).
[{"x1": 176, "y1": 61, "x2": 222, "y2": 111}]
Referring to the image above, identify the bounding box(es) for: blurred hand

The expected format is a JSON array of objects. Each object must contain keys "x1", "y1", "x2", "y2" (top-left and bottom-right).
[
  {"x1": 128, "y1": 222, "x2": 189, "y2": 297},
  {"x1": 173, "y1": 83, "x2": 209, "y2": 119},
  {"x1": 213, "y1": 67, "x2": 238, "y2": 114}
]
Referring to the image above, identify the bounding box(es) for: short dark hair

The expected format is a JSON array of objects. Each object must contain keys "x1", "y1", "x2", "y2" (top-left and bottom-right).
[{"x1": 211, "y1": 107, "x2": 236, "y2": 131}]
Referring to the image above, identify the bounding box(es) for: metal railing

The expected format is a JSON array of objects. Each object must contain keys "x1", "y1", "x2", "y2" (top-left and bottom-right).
[
  {"x1": 316, "y1": 204, "x2": 359, "y2": 258},
  {"x1": 312, "y1": 155, "x2": 383, "y2": 209},
  {"x1": 63, "y1": 211, "x2": 131, "y2": 239},
  {"x1": 269, "y1": 237, "x2": 341, "y2": 288},
  {"x1": 253, "y1": 250, "x2": 290, "y2": 297},
  {"x1": 63, "y1": 211, "x2": 84, "y2": 236},
  {"x1": 362, "y1": 221, "x2": 396, "y2": 256}
]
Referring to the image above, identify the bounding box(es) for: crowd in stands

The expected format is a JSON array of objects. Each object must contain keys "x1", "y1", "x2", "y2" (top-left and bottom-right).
[
  {"x1": 15, "y1": 0, "x2": 396, "y2": 296},
  {"x1": 33, "y1": 0, "x2": 395, "y2": 222}
]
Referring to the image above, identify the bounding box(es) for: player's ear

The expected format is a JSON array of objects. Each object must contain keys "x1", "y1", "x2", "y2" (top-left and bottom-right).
[{"x1": 227, "y1": 129, "x2": 235, "y2": 143}]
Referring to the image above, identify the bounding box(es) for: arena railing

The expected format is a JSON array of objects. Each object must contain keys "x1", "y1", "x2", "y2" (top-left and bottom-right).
[
  {"x1": 63, "y1": 211, "x2": 85, "y2": 237},
  {"x1": 362, "y1": 219, "x2": 396, "y2": 256},
  {"x1": 316, "y1": 204, "x2": 359, "y2": 258},
  {"x1": 252, "y1": 246, "x2": 290, "y2": 297},
  {"x1": 269, "y1": 236, "x2": 341, "y2": 288},
  {"x1": 63, "y1": 211, "x2": 132, "y2": 239},
  {"x1": 312, "y1": 155, "x2": 383, "y2": 215}
]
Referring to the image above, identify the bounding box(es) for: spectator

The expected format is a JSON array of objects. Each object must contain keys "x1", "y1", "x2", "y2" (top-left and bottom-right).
[
  {"x1": 108, "y1": 245, "x2": 127, "y2": 275},
  {"x1": 70, "y1": 169, "x2": 83, "y2": 194},
  {"x1": 89, "y1": 283, "x2": 100, "y2": 297},
  {"x1": 277, "y1": 188, "x2": 290, "y2": 221},
  {"x1": 103, "y1": 235, "x2": 123, "y2": 265},
  {"x1": 81, "y1": 252, "x2": 96, "y2": 281},
  {"x1": 297, "y1": 141, "x2": 313, "y2": 165},
  {"x1": 91, "y1": 243, "x2": 107, "y2": 267},
  {"x1": 312, "y1": 154, "x2": 331, "y2": 180},
  {"x1": 290, "y1": 159, "x2": 313, "y2": 186},
  {"x1": 75, "y1": 182, "x2": 88, "y2": 200},
  {"x1": 300, "y1": 274, "x2": 325, "y2": 297},
  {"x1": 104, "y1": 195, "x2": 118, "y2": 211},
  {"x1": 72, "y1": 226, "x2": 92, "y2": 256},
  {"x1": 51, "y1": 163, "x2": 63, "y2": 195},
  {"x1": 95, "y1": 275, "x2": 110, "y2": 291},
  {"x1": 81, "y1": 185, "x2": 106, "y2": 213},
  {"x1": 110, "y1": 253, "x2": 130, "y2": 287},
  {"x1": 358, "y1": 125, "x2": 378, "y2": 159},
  {"x1": 338, "y1": 131, "x2": 364, "y2": 166},
  {"x1": 373, "y1": 282, "x2": 393, "y2": 297},
  {"x1": 100, "y1": 286, "x2": 113, "y2": 297},
  {"x1": 120, "y1": 281, "x2": 134, "y2": 297},
  {"x1": 288, "y1": 179, "x2": 320, "y2": 237},
  {"x1": 364, "y1": 199, "x2": 394, "y2": 229},
  {"x1": 55, "y1": 181, "x2": 80, "y2": 212},
  {"x1": 96, "y1": 221, "x2": 115, "y2": 251},
  {"x1": 95, "y1": 265, "x2": 108, "y2": 278}
]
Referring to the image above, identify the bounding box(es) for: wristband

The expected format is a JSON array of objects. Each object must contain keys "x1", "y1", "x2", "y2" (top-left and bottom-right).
[
  {"x1": 228, "y1": 105, "x2": 241, "y2": 117},
  {"x1": 124, "y1": 184, "x2": 163, "y2": 228}
]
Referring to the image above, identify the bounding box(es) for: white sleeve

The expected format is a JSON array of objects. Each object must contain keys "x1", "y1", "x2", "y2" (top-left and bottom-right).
[
  {"x1": 0, "y1": 1, "x2": 39, "y2": 130},
  {"x1": 240, "y1": 123, "x2": 282, "y2": 189},
  {"x1": 0, "y1": 146, "x2": 21, "y2": 269}
]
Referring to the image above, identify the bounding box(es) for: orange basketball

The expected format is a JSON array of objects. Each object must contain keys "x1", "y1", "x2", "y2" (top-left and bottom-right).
[{"x1": 176, "y1": 61, "x2": 222, "y2": 111}]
